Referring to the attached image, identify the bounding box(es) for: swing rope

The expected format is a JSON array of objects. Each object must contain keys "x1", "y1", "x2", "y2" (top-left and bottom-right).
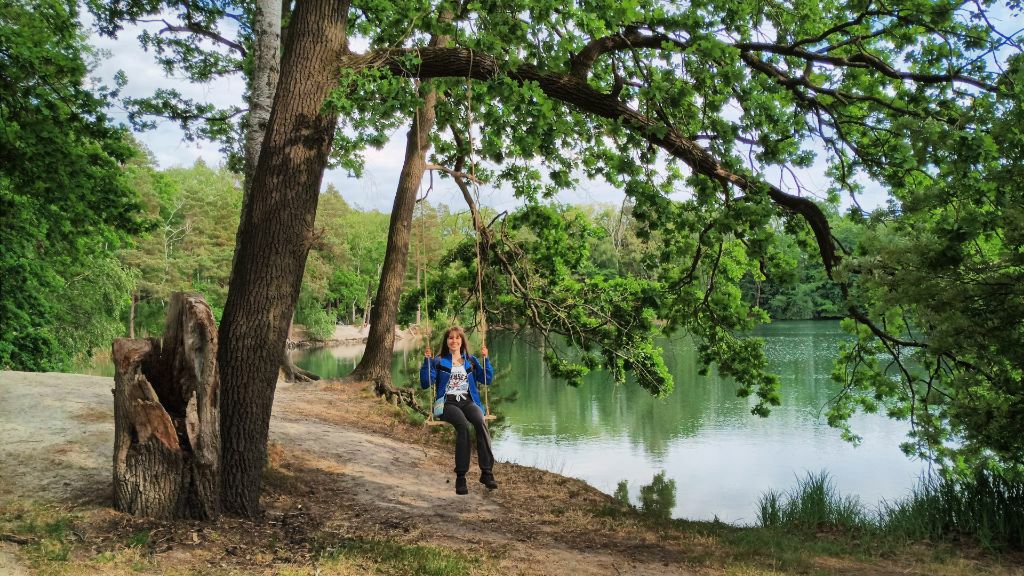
[
  {"x1": 414, "y1": 111, "x2": 445, "y2": 426},
  {"x1": 475, "y1": 191, "x2": 493, "y2": 419},
  {"x1": 424, "y1": 52, "x2": 495, "y2": 424},
  {"x1": 464, "y1": 50, "x2": 496, "y2": 421}
]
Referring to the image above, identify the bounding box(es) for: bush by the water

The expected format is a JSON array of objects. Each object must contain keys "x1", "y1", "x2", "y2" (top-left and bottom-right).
[
  {"x1": 757, "y1": 470, "x2": 1024, "y2": 550},
  {"x1": 297, "y1": 304, "x2": 337, "y2": 341}
]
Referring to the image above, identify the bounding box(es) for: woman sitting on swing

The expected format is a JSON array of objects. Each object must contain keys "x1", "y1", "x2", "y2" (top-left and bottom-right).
[{"x1": 421, "y1": 325, "x2": 498, "y2": 495}]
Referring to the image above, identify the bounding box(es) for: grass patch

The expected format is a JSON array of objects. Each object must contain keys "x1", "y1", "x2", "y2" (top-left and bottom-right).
[
  {"x1": 1, "y1": 502, "x2": 78, "y2": 565},
  {"x1": 591, "y1": 470, "x2": 1024, "y2": 574},
  {"x1": 126, "y1": 529, "x2": 150, "y2": 548},
  {"x1": 757, "y1": 471, "x2": 868, "y2": 532},
  {"x1": 320, "y1": 536, "x2": 475, "y2": 576},
  {"x1": 756, "y1": 469, "x2": 1024, "y2": 552}
]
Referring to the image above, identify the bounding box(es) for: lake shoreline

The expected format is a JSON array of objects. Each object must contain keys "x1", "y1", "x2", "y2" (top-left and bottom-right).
[
  {"x1": 294, "y1": 321, "x2": 926, "y2": 523},
  {"x1": 2, "y1": 370, "x2": 1019, "y2": 575},
  {"x1": 287, "y1": 323, "x2": 423, "y2": 349}
]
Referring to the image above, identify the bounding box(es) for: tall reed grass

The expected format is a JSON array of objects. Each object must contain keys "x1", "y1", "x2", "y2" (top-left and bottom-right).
[
  {"x1": 756, "y1": 471, "x2": 867, "y2": 531},
  {"x1": 757, "y1": 469, "x2": 1024, "y2": 550},
  {"x1": 879, "y1": 470, "x2": 1024, "y2": 550}
]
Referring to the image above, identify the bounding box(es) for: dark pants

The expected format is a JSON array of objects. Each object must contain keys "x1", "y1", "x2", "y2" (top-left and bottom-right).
[{"x1": 441, "y1": 396, "x2": 494, "y2": 475}]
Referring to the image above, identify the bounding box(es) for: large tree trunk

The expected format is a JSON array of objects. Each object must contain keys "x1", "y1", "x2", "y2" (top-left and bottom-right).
[
  {"x1": 346, "y1": 25, "x2": 448, "y2": 396},
  {"x1": 113, "y1": 292, "x2": 220, "y2": 520},
  {"x1": 241, "y1": 0, "x2": 320, "y2": 385},
  {"x1": 217, "y1": 0, "x2": 350, "y2": 517}
]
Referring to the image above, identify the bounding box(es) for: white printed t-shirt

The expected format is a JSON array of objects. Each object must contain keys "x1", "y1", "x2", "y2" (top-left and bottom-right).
[{"x1": 446, "y1": 363, "x2": 469, "y2": 401}]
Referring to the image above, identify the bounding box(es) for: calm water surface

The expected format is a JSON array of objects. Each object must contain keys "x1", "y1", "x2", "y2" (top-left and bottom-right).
[
  {"x1": 290, "y1": 321, "x2": 926, "y2": 524},
  {"x1": 84, "y1": 321, "x2": 926, "y2": 523}
]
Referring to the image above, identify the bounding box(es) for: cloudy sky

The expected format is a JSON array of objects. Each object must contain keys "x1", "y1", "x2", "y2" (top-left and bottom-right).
[{"x1": 85, "y1": 15, "x2": 888, "y2": 215}]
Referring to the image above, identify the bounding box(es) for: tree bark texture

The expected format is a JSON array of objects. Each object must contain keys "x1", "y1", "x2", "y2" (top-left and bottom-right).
[
  {"x1": 347, "y1": 82, "x2": 440, "y2": 392},
  {"x1": 238, "y1": 0, "x2": 321, "y2": 384},
  {"x1": 113, "y1": 292, "x2": 220, "y2": 520},
  {"x1": 217, "y1": 0, "x2": 350, "y2": 517},
  {"x1": 242, "y1": 0, "x2": 282, "y2": 195}
]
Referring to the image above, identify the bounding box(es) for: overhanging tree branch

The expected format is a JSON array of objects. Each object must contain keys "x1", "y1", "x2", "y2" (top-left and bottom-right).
[
  {"x1": 424, "y1": 163, "x2": 485, "y2": 185},
  {"x1": 569, "y1": 28, "x2": 692, "y2": 79},
  {"x1": 342, "y1": 46, "x2": 839, "y2": 278},
  {"x1": 734, "y1": 41, "x2": 999, "y2": 93},
  {"x1": 358, "y1": 42, "x2": 993, "y2": 389},
  {"x1": 147, "y1": 19, "x2": 248, "y2": 57}
]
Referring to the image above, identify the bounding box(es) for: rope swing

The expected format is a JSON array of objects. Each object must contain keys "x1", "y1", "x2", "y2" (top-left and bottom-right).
[
  {"x1": 475, "y1": 194, "x2": 496, "y2": 422},
  {"x1": 422, "y1": 219, "x2": 495, "y2": 425},
  {"x1": 423, "y1": 57, "x2": 496, "y2": 424},
  {"x1": 422, "y1": 169, "x2": 496, "y2": 425},
  {"x1": 418, "y1": 179, "x2": 447, "y2": 427}
]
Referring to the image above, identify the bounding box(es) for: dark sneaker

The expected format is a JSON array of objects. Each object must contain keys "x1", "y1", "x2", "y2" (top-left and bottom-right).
[
  {"x1": 480, "y1": 471, "x2": 498, "y2": 490},
  {"x1": 455, "y1": 476, "x2": 468, "y2": 495}
]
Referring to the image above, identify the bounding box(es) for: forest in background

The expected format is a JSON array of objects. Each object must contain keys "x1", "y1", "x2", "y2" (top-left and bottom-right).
[{"x1": 10, "y1": 155, "x2": 854, "y2": 365}]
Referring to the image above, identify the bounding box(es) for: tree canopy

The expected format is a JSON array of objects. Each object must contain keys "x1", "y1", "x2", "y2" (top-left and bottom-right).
[
  {"x1": 0, "y1": 0, "x2": 144, "y2": 370},
  {"x1": 341, "y1": 0, "x2": 1023, "y2": 473}
]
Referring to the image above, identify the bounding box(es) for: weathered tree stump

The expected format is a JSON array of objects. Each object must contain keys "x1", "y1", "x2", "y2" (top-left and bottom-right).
[{"x1": 113, "y1": 292, "x2": 221, "y2": 519}]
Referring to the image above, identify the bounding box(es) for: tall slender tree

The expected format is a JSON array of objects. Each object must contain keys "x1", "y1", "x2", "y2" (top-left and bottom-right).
[{"x1": 346, "y1": 19, "x2": 452, "y2": 396}]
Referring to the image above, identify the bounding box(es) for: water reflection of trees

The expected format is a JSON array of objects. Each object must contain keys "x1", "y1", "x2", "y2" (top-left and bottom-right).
[
  {"x1": 291, "y1": 322, "x2": 851, "y2": 459},
  {"x1": 494, "y1": 322, "x2": 849, "y2": 458}
]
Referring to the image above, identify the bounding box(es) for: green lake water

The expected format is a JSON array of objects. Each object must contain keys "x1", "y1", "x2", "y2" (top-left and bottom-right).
[{"x1": 290, "y1": 320, "x2": 926, "y2": 524}]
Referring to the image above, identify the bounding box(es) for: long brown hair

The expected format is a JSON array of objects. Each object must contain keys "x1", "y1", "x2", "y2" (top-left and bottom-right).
[{"x1": 438, "y1": 326, "x2": 471, "y2": 358}]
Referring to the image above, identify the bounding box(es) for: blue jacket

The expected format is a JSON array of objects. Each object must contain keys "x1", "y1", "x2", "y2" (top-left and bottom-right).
[{"x1": 420, "y1": 353, "x2": 494, "y2": 412}]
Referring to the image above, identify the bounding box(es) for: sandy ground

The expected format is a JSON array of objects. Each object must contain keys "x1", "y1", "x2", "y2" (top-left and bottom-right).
[
  {"x1": 292, "y1": 324, "x2": 424, "y2": 348},
  {"x1": 0, "y1": 370, "x2": 697, "y2": 575}
]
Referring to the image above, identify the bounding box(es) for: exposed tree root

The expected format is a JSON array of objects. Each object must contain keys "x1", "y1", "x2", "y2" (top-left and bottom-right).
[
  {"x1": 281, "y1": 350, "x2": 320, "y2": 384},
  {"x1": 375, "y1": 375, "x2": 428, "y2": 417}
]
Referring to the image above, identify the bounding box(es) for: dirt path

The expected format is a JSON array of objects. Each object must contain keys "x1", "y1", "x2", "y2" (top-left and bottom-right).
[{"x1": 0, "y1": 371, "x2": 696, "y2": 575}]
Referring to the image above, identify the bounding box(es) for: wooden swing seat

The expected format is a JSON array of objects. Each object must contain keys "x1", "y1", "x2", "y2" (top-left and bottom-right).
[{"x1": 425, "y1": 412, "x2": 497, "y2": 426}]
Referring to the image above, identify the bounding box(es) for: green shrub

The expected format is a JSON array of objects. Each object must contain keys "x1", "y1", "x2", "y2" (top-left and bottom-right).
[
  {"x1": 298, "y1": 304, "x2": 337, "y2": 341},
  {"x1": 613, "y1": 480, "x2": 631, "y2": 508}
]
